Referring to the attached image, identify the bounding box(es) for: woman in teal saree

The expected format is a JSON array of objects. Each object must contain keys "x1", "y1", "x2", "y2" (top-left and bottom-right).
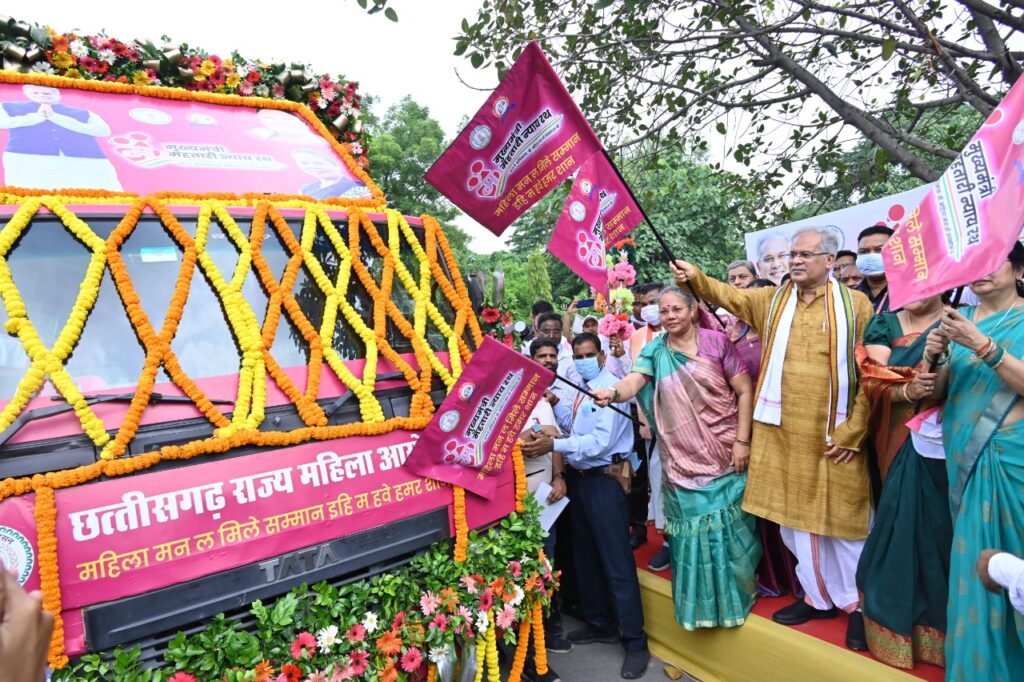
[{"x1": 924, "y1": 243, "x2": 1024, "y2": 682}]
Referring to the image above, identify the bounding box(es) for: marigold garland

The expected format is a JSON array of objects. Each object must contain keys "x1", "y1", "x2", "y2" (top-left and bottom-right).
[
  {"x1": 453, "y1": 485, "x2": 469, "y2": 564},
  {"x1": 472, "y1": 630, "x2": 487, "y2": 682},
  {"x1": 33, "y1": 486, "x2": 68, "y2": 669},
  {"x1": 484, "y1": 614, "x2": 500, "y2": 682},
  {"x1": 512, "y1": 441, "x2": 527, "y2": 514},
  {"x1": 426, "y1": 664, "x2": 436, "y2": 682},
  {"x1": 532, "y1": 600, "x2": 548, "y2": 675},
  {"x1": 507, "y1": 615, "x2": 532, "y2": 682}
]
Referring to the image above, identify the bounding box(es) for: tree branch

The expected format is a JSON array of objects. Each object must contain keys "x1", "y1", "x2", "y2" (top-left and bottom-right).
[
  {"x1": 961, "y1": 3, "x2": 1023, "y2": 83},
  {"x1": 955, "y1": 0, "x2": 1024, "y2": 32}
]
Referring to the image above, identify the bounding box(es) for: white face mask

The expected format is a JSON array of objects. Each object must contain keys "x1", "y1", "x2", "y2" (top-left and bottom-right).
[
  {"x1": 856, "y1": 253, "x2": 885, "y2": 276},
  {"x1": 640, "y1": 304, "x2": 661, "y2": 326}
]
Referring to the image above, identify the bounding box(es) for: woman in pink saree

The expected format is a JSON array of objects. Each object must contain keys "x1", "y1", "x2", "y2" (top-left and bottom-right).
[{"x1": 595, "y1": 286, "x2": 762, "y2": 629}]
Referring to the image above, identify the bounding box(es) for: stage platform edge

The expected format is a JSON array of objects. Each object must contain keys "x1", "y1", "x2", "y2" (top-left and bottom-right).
[{"x1": 639, "y1": 570, "x2": 921, "y2": 682}]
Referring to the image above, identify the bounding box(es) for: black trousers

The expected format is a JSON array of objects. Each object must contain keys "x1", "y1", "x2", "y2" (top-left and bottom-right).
[
  {"x1": 628, "y1": 408, "x2": 651, "y2": 529},
  {"x1": 567, "y1": 469, "x2": 647, "y2": 652}
]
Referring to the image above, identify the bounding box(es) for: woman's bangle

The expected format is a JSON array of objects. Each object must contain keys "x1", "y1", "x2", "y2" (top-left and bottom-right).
[
  {"x1": 899, "y1": 383, "x2": 911, "y2": 402},
  {"x1": 985, "y1": 345, "x2": 1007, "y2": 369},
  {"x1": 926, "y1": 348, "x2": 950, "y2": 367},
  {"x1": 735, "y1": 438, "x2": 751, "y2": 446},
  {"x1": 975, "y1": 336, "x2": 995, "y2": 358}
]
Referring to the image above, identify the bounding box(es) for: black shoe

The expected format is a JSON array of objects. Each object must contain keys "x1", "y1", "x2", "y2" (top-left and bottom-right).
[
  {"x1": 523, "y1": 666, "x2": 561, "y2": 682},
  {"x1": 567, "y1": 627, "x2": 620, "y2": 645},
  {"x1": 560, "y1": 602, "x2": 585, "y2": 621},
  {"x1": 544, "y1": 631, "x2": 573, "y2": 653},
  {"x1": 621, "y1": 649, "x2": 650, "y2": 679},
  {"x1": 647, "y1": 545, "x2": 670, "y2": 572},
  {"x1": 630, "y1": 525, "x2": 648, "y2": 550},
  {"x1": 845, "y1": 611, "x2": 868, "y2": 651},
  {"x1": 771, "y1": 599, "x2": 839, "y2": 625}
]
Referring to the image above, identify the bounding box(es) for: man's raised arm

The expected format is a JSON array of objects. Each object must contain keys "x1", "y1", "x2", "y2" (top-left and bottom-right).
[{"x1": 670, "y1": 260, "x2": 773, "y2": 335}]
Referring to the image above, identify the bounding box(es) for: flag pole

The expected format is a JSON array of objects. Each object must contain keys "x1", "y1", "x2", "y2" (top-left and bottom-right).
[
  {"x1": 554, "y1": 374, "x2": 643, "y2": 425},
  {"x1": 914, "y1": 285, "x2": 964, "y2": 413},
  {"x1": 600, "y1": 149, "x2": 725, "y2": 328}
]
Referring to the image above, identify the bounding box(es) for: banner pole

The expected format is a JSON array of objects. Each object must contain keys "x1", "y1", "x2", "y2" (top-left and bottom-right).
[
  {"x1": 600, "y1": 149, "x2": 725, "y2": 329},
  {"x1": 915, "y1": 286, "x2": 964, "y2": 413},
  {"x1": 554, "y1": 374, "x2": 642, "y2": 425}
]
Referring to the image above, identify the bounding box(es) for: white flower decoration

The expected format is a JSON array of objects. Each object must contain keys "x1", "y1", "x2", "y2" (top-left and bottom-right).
[
  {"x1": 429, "y1": 644, "x2": 452, "y2": 665},
  {"x1": 475, "y1": 609, "x2": 490, "y2": 633},
  {"x1": 69, "y1": 40, "x2": 89, "y2": 58},
  {"x1": 316, "y1": 624, "x2": 339, "y2": 654},
  {"x1": 362, "y1": 611, "x2": 379, "y2": 634},
  {"x1": 509, "y1": 585, "x2": 525, "y2": 607}
]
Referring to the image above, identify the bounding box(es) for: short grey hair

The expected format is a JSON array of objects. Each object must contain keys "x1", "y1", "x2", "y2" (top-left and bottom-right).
[
  {"x1": 726, "y1": 260, "x2": 756, "y2": 276},
  {"x1": 792, "y1": 226, "x2": 839, "y2": 256},
  {"x1": 657, "y1": 285, "x2": 697, "y2": 307}
]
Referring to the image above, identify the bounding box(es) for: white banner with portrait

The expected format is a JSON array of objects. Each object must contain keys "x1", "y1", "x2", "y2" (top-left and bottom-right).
[{"x1": 743, "y1": 185, "x2": 933, "y2": 284}]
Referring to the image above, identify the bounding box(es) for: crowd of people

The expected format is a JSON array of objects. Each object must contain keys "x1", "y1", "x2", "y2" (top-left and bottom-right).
[{"x1": 516, "y1": 225, "x2": 1024, "y2": 681}]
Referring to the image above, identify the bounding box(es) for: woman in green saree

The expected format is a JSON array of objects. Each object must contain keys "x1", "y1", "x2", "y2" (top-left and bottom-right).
[
  {"x1": 855, "y1": 294, "x2": 951, "y2": 670},
  {"x1": 593, "y1": 286, "x2": 761, "y2": 630},
  {"x1": 923, "y1": 242, "x2": 1024, "y2": 682}
]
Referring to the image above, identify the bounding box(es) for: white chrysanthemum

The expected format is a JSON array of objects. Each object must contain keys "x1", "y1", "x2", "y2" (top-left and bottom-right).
[
  {"x1": 316, "y1": 624, "x2": 339, "y2": 654},
  {"x1": 98, "y1": 48, "x2": 116, "y2": 63},
  {"x1": 475, "y1": 609, "x2": 490, "y2": 633},
  {"x1": 69, "y1": 40, "x2": 89, "y2": 58},
  {"x1": 362, "y1": 611, "x2": 379, "y2": 634},
  {"x1": 509, "y1": 585, "x2": 525, "y2": 607},
  {"x1": 255, "y1": 84, "x2": 270, "y2": 97},
  {"x1": 429, "y1": 644, "x2": 452, "y2": 665}
]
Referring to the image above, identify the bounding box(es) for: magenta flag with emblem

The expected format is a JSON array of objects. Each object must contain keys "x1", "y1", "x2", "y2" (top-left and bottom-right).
[
  {"x1": 547, "y1": 153, "x2": 644, "y2": 296},
  {"x1": 883, "y1": 76, "x2": 1024, "y2": 308},
  {"x1": 402, "y1": 336, "x2": 553, "y2": 499},
  {"x1": 424, "y1": 41, "x2": 602, "y2": 235}
]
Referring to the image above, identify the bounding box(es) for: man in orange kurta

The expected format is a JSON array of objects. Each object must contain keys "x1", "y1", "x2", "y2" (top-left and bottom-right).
[{"x1": 671, "y1": 227, "x2": 873, "y2": 651}]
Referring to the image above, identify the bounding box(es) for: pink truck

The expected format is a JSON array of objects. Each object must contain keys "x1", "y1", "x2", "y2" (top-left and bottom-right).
[{"x1": 0, "y1": 73, "x2": 511, "y2": 666}]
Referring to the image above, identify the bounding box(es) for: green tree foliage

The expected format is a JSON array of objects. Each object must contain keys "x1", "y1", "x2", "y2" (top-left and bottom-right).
[
  {"x1": 456, "y1": 0, "x2": 1022, "y2": 205},
  {"x1": 366, "y1": 96, "x2": 473, "y2": 261}
]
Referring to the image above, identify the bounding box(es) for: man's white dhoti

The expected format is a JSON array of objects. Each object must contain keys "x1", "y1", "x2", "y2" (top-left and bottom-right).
[{"x1": 780, "y1": 526, "x2": 865, "y2": 613}]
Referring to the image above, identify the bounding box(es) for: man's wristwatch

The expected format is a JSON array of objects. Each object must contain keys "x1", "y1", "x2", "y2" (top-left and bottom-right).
[
  {"x1": 611, "y1": 386, "x2": 620, "y2": 403},
  {"x1": 552, "y1": 471, "x2": 565, "y2": 480}
]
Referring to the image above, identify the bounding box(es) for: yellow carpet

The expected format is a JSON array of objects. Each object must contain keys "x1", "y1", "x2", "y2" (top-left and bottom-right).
[{"x1": 639, "y1": 570, "x2": 919, "y2": 681}]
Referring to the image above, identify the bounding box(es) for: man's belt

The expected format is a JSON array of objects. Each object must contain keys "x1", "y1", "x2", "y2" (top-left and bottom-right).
[{"x1": 569, "y1": 458, "x2": 631, "y2": 493}]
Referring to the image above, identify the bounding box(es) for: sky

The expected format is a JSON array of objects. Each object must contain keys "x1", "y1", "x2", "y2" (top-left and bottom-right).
[{"x1": 30, "y1": 0, "x2": 511, "y2": 252}]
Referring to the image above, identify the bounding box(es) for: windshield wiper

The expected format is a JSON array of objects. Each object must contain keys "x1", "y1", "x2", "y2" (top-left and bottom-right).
[{"x1": 0, "y1": 391, "x2": 233, "y2": 447}]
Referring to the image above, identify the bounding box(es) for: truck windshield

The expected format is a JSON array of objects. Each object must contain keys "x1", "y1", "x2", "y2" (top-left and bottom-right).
[{"x1": 0, "y1": 211, "x2": 454, "y2": 401}]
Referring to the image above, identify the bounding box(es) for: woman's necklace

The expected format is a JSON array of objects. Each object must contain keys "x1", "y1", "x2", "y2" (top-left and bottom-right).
[
  {"x1": 978, "y1": 299, "x2": 1022, "y2": 328},
  {"x1": 667, "y1": 329, "x2": 698, "y2": 355},
  {"x1": 901, "y1": 308, "x2": 943, "y2": 335}
]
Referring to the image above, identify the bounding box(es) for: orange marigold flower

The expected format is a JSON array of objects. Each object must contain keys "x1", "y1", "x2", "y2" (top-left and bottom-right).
[{"x1": 375, "y1": 629, "x2": 403, "y2": 656}]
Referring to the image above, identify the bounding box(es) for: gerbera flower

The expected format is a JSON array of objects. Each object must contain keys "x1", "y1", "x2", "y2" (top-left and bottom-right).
[
  {"x1": 316, "y1": 624, "x2": 339, "y2": 653},
  {"x1": 376, "y1": 629, "x2": 403, "y2": 656},
  {"x1": 379, "y1": 663, "x2": 398, "y2": 682},
  {"x1": 362, "y1": 611, "x2": 379, "y2": 633},
  {"x1": 330, "y1": 665, "x2": 355, "y2": 682},
  {"x1": 481, "y1": 307, "x2": 501, "y2": 324},
  {"x1": 348, "y1": 650, "x2": 369, "y2": 675},
  {"x1": 420, "y1": 590, "x2": 441, "y2": 616},
  {"x1": 475, "y1": 609, "x2": 490, "y2": 633},
  {"x1": 496, "y1": 604, "x2": 516, "y2": 629},
  {"x1": 346, "y1": 623, "x2": 366, "y2": 642},
  {"x1": 305, "y1": 671, "x2": 328, "y2": 682},
  {"x1": 254, "y1": 660, "x2": 275, "y2": 682},
  {"x1": 400, "y1": 647, "x2": 423, "y2": 673},
  {"x1": 168, "y1": 673, "x2": 197, "y2": 682},
  {"x1": 392, "y1": 611, "x2": 406, "y2": 630},
  {"x1": 429, "y1": 644, "x2": 453, "y2": 665},
  {"x1": 290, "y1": 631, "x2": 317, "y2": 659},
  {"x1": 478, "y1": 588, "x2": 494, "y2": 612},
  {"x1": 280, "y1": 664, "x2": 303, "y2": 682},
  {"x1": 430, "y1": 613, "x2": 448, "y2": 632},
  {"x1": 507, "y1": 560, "x2": 522, "y2": 578},
  {"x1": 509, "y1": 585, "x2": 525, "y2": 607}
]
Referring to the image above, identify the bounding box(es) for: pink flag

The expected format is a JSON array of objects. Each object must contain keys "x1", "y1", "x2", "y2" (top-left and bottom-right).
[
  {"x1": 884, "y1": 78, "x2": 1024, "y2": 308},
  {"x1": 402, "y1": 337, "x2": 553, "y2": 499},
  {"x1": 424, "y1": 42, "x2": 603, "y2": 235},
  {"x1": 547, "y1": 153, "x2": 645, "y2": 296}
]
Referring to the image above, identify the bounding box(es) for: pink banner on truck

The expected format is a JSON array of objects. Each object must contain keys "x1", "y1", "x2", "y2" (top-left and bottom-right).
[
  {"x1": 11, "y1": 429, "x2": 450, "y2": 609},
  {"x1": 0, "y1": 82, "x2": 375, "y2": 200},
  {"x1": 403, "y1": 337, "x2": 553, "y2": 499},
  {"x1": 423, "y1": 41, "x2": 602, "y2": 235},
  {"x1": 547, "y1": 152, "x2": 644, "y2": 296},
  {"x1": 883, "y1": 77, "x2": 1024, "y2": 309}
]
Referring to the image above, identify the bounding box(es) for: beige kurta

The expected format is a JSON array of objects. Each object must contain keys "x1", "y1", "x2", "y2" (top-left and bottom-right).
[{"x1": 689, "y1": 269, "x2": 873, "y2": 539}]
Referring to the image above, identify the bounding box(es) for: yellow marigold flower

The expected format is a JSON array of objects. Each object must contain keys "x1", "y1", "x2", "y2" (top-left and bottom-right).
[
  {"x1": 226, "y1": 72, "x2": 241, "y2": 88},
  {"x1": 50, "y1": 52, "x2": 75, "y2": 69},
  {"x1": 199, "y1": 59, "x2": 217, "y2": 77},
  {"x1": 133, "y1": 71, "x2": 150, "y2": 86},
  {"x1": 63, "y1": 68, "x2": 82, "y2": 79}
]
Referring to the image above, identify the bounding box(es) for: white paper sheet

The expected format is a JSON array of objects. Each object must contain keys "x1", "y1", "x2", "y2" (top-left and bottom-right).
[{"x1": 532, "y1": 481, "x2": 569, "y2": 531}]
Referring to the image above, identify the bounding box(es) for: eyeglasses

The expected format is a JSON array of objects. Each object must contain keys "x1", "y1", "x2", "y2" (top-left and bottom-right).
[{"x1": 786, "y1": 251, "x2": 830, "y2": 261}]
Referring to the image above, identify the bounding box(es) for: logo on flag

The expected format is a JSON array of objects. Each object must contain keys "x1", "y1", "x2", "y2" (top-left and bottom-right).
[{"x1": 424, "y1": 42, "x2": 602, "y2": 235}]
